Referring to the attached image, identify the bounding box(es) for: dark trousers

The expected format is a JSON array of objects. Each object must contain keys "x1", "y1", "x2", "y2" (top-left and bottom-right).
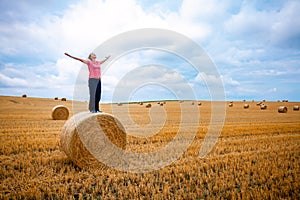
[{"x1": 88, "y1": 78, "x2": 101, "y2": 112}]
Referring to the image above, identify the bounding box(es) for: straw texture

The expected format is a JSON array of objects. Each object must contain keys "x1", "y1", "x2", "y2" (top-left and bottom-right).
[
  {"x1": 51, "y1": 105, "x2": 69, "y2": 120},
  {"x1": 60, "y1": 112, "x2": 126, "y2": 169},
  {"x1": 278, "y1": 106, "x2": 288, "y2": 113}
]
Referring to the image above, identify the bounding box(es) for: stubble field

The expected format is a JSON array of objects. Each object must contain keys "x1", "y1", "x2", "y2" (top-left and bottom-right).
[{"x1": 0, "y1": 95, "x2": 299, "y2": 199}]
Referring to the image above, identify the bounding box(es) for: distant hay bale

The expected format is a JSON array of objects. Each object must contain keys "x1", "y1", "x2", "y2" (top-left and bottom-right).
[
  {"x1": 160, "y1": 102, "x2": 164, "y2": 106},
  {"x1": 260, "y1": 104, "x2": 267, "y2": 110},
  {"x1": 60, "y1": 113, "x2": 126, "y2": 169},
  {"x1": 54, "y1": 97, "x2": 59, "y2": 100},
  {"x1": 61, "y1": 97, "x2": 67, "y2": 101},
  {"x1": 256, "y1": 102, "x2": 262, "y2": 106},
  {"x1": 198, "y1": 102, "x2": 202, "y2": 106},
  {"x1": 139, "y1": 102, "x2": 143, "y2": 105},
  {"x1": 244, "y1": 104, "x2": 249, "y2": 109},
  {"x1": 191, "y1": 102, "x2": 194, "y2": 105},
  {"x1": 293, "y1": 105, "x2": 299, "y2": 111},
  {"x1": 228, "y1": 103, "x2": 233, "y2": 107},
  {"x1": 117, "y1": 103, "x2": 122, "y2": 106},
  {"x1": 52, "y1": 105, "x2": 69, "y2": 120},
  {"x1": 22, "y1": 94, "x2": 27, "y2": 98},
  {"x1": 146, "y1": 103, "x2": 152, "y2": 108},
  {"x1": 243, "y1": 99, "x2": 246, "y2": 102},
  {"x1": 278, "y1": 106, "x2": 288, "y2": 113}
]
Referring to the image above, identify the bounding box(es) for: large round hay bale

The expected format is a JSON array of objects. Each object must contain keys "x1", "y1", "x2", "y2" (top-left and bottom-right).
[
  {"x1": 228, "y1": 103, "x2": 233, "y2": 107},
  {"x1": 278, "y1": 106, "x2": 287, "y2": 113},
  {"x1": 293, "y1": 105, "x2": 299, "y2": 111},
  {"x1": 52, "y1": 105, "x2": 69, "y2": 120},
  {"x1": 243, "y1": 104, "x2": 249, "y2": 109},
  {"x1": 61, "y1": 97, "x2": 67, "y2": 101},
  {"x1": 60, "y1": 112, "x2": 126, "y2": 169},
  {"x1": 260, "y1": 104, "x2": 267, "y2": 110},
  {"x1": 146, "y1": 103, "x2": 152, "y2": 108},
  {"x1": 22, "y1": 94, "x2": 27, "y2": 98}
]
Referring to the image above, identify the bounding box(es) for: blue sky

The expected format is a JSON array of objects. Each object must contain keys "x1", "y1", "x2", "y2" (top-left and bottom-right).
[{"x1": 0, "y1": 0, "x2": 299, "y2": 102}]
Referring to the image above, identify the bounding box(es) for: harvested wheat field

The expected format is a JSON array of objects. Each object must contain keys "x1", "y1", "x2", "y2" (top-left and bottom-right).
[{"x1": 0, "y1": 96, "x2": 299, "y2": 199}]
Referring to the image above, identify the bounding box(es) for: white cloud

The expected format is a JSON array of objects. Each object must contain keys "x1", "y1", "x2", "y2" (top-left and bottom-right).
[
  {"x1": 0, "y1": 0, "x2": 299, "y2": 101},
  {"x1": 0, "y1": 73, "x2": 28, "y2": 87}
]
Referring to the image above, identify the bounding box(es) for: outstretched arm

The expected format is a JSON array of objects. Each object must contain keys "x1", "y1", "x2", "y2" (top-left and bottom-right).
[
  {"x1": 99, "y1": 55, "x2": 111, "y2": 64},
  {"x1": 64, "y1": 53, "x2": 88, "y2": 64}
]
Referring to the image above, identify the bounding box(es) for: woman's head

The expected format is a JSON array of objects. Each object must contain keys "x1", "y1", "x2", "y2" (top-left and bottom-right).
[{"x1": 88, "y1": 53, "x2": 96, "y2": 60}]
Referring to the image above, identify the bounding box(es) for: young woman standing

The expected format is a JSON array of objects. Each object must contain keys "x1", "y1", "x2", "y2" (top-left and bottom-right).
[{"x1": 64, "y1": 52, "x2": 110, "y2": 113}]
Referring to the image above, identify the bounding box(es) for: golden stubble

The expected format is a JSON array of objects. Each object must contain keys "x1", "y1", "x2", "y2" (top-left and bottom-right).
[{"x1": 0, "y1": 96, "x2": 299, "y2": 199}]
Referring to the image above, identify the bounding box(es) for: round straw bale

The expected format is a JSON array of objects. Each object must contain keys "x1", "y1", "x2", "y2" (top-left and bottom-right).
[
  {"x1": 117, "y1": 103, "x2": 122, "y2": 106},
  {"x1": 198, "y1": 102, "x2": 202, "y2": 106},
  {"x1": 278, "y1": 106, "x2": 287, "y2": 113},
  {"x1": 22, "y1": 94, "x2": 27, "y2": 98},
  {"x1": 228, "y1": 103, "x2": 233, "y2": 107},
  {"x1": 54, "y1": 97, "x2": 59, "y2": 100},
  {"x1": 160, "y1": 102, "x2": 164, "y2": 106},
  {"x1": 293, "y1": 105, "x2": 299, "y2": 111},
  {"x1": 146, "y1": 103, "x2": 152, "y2": 108},
  {"x1": 60, "y1": 112, "x2": 126, "y2": 169},
  {"x1": 260, "y1": 104, "x2": 267, "y2": 110},
  {"x1": 61, "y1": 97, "x2": 67, "y2": 101},
  {"x1": 139, "y1": 102, "x2": 143, "y2": 105},
  {"x1": 256, "y1": 102, "x2": 262, "y2": 106},
  {"x1": 52, "y1": 105, "x2": 69, "y2": 120},
  {"x1": 243, "y1": 104, "x2": 249, "y2": 109}
]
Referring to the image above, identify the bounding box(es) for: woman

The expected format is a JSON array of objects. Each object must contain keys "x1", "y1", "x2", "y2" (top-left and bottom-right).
[{"x1": 64, "y1": 52, "x2": 110, "y2": 113}]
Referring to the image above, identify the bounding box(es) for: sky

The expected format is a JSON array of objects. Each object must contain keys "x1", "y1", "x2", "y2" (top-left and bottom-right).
[{"x1": 0, "y1": 0, "x2": 299, "y2": 102}]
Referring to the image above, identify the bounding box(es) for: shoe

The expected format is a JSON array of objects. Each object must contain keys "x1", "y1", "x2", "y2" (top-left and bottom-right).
[
  {"x1": 90, "y1": 110, "x2": 97, "y2": 113},
  {"x1": 97, "y1": 110, "x2": 102, "y2": 113}
]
